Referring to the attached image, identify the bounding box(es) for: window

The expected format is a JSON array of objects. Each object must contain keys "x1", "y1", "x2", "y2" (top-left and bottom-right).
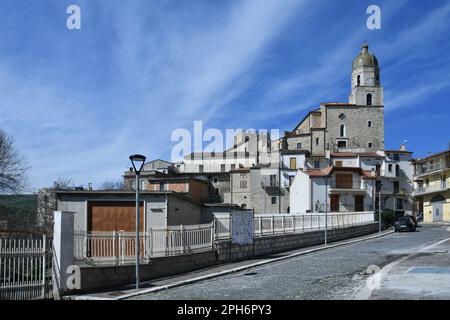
[
  {"x1": 221, "y1": 164, "x2": 225, "y2": 172},
  {"x1": 213, "y1": 178, "x2": 218, "y2": 183},
  {"x1": 240, "y1": 180, "x2": 247, "y2": 188},
  {"x1": 199, "y1": 165, "x2": 204, "y2": 173},
  {"x1": 245, "y1": 136, "x2": 249, "y2": 142},
  {"x1": 337, "y1": 141, "x2": 347, "y2": 148},
  {"x1": 297, "y1": 142, "x2": 302, "y2": 150},
  {"x1": 271, "y1": 197, "x2": 277, "y2": 204},
  {"x1": 316, "y1": 137, "x2": 319, "y2": 145},
  {"x1": 159, "y1": 182, "x2": 165, "y2": 191},
  {"x1": 338, "y1": 113, "x2": 346, "y2": 120},
  {"x1": 335, "y1": 160, "x2": 343, "y2": 167},
  {"x1": 367, "y1": 93, "x2": 372, "y2": 106},
  {"x1": 393, "y1": 181, "x2": 399, "y2": 194},
  {"x1": 270, "y1": 175, "x2": 277, "y2": 187},
  {"x1": 357, "y1": 75, "x2": 361, "y2": 86},
  {"x1": 211, "y1": 151, "x2": 215, "y2": 157},
  {"x1": 314, "y1": 160, "x2": 320, "y2": 169},
  {"x1": 340, "y1": 124, "x2": 345, "y2": 137},
  {"x1": 368, "y1": 120, "x2": 372, "y2": 128},
  {"x1": 231, "y1": 164, "x2": 236, "y2": 170},
  {"x1": 388, "y1": 164, "x2": 393, "y2": 173},
  {"x1": 396, "y1": 199, "x2": 404, "y2": 210},
  {"x1": 290, "y1": 157, "x2": 297, "y2": 170},
  {"x1": 368, "y1": 142, "x2": 373, "y2": 148}
]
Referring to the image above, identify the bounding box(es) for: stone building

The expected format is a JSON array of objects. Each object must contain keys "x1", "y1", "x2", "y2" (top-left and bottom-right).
[{"x1": 283, "y1": 43, "x2": 384, "y2": 159}]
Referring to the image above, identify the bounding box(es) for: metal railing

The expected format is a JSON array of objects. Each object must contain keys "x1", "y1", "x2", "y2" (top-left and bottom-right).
[
  {"x1": 416, "y1": 160, "x2": 450, "y2": 175},
  {"x1": 0, "y1": 235, "x2": 53, "y2": 300},
  {"x1": 74, "y1": 223, "x2": 214, "y2": 266},
  {"x1": 414, "y1": 182, "x2": 449, "y2": 196},
  {"x1": 313, "y1": 203, "x2": 373, "y2": 212},
  {"x1": 214, "y1": 212, "x2": 374, "y2": 239},
  {"x1": 329, "y1": 180, "x2": 366, "y2": 190}
]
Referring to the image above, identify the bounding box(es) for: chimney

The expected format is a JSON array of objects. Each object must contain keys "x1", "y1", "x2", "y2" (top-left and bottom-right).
[{"x1": 400, "y1": 144, "x2": 406, "y2": 151}]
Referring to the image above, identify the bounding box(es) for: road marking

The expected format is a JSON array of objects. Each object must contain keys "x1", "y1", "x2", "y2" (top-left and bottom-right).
[{"x1": 355, "y1": 237, "x2": 450, "y2": 300}]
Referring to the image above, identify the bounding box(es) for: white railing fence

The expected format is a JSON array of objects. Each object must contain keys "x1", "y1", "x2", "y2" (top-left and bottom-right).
[
  {"x1": 74, "y1": 223, "x2": 214, "y2": 266},
  {"x1": 0, "y1": 235, "x2": 53, "y2": 300},
  {"x1": 215, "y1": 212, "x2": 374, "y2": 239}
]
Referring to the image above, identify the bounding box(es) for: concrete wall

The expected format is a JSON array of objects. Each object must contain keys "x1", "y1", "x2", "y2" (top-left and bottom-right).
[
  {"x1": 167, "y1": 195, "x2": 202, "y2": 226},
  {"x1": 77, "y1": 251, "x2": 217, "y2": 293},
  {"x1": 290, "y1": 171, "x2": 310, "y2": 213}
]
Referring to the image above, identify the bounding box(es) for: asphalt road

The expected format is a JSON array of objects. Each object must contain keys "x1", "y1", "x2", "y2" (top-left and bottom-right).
[{"x1": 129, "y1": 224, "x2": 450, "y2": 300}]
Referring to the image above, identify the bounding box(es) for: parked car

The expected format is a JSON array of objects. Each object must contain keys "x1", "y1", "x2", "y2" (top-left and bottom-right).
[{"x1": 394, "y1": 216, "x2": 416, "y2": 232}]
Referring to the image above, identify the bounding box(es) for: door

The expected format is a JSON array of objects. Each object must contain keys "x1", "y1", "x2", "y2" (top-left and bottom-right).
[
  {"x1": 432, "y1": 201, "x2": 443, "y2": 222},
  {"x1": 330, "y1": 195, "x2": 340, "y2": 212},
  {"x1": 88, "y1": 201, "x2": 144, "y2": 232},
  {"x1": 355, "y1": 195, "x2": 364, "y2": 212},
  {"x1": 290, "y1": 157, "x2": 297, "y2": 170},
  {"x1": 88, "y1": 201, "x2": 145, "y2": 258}
]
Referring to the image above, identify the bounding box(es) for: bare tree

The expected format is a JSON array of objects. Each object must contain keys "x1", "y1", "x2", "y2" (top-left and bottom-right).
[
  {"x1": 100, "y1": 180, "x2": 125, "y2": 190},
  {"x1": 0, "y1": 129, "x2": 28, "y2": 194},
  {"x1": 52, "y1": 177, "x2": 74, "y2": 190}
]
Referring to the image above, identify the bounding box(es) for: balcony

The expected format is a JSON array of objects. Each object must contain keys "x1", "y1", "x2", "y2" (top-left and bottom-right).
[
  {"x1": 328, "y1": 180, "x2": 367, "y2": 194},
  {"x1": 314, "y1": 203, "x2": 373, "y2": 213},
  {"x1": 413, "y1": 182, "x2": 449, "y2": 197},
  {"x1": 416, "y1": 160, "x2": 450, "y2": 176}
]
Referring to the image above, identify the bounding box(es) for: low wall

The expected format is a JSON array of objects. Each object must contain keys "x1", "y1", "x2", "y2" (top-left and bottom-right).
[
  {"x1": 74, "y1": 223, "x2": 379, "y2": 294},
  {"x1": 216, "y1": 222, "x2": 379, "y2": 262},
  {"x1": 77, "y1": 250, "x2": 216, "y2": 293}
]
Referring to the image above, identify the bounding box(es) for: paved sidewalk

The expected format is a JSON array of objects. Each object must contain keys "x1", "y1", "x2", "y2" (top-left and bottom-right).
[
  {"x1": 65, "y1": 229, "x2": 393, "y2": 300},
  {"x1": 363, "y1": 236, "x2": 450, "y2": 299}
]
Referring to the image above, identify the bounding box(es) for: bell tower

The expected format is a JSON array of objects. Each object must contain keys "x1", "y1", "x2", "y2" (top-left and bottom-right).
[{"x1": 349, "y1": 43, "x2": 384, "y2": 106}]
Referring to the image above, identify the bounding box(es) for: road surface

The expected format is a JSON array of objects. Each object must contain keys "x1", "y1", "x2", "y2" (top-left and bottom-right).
[{"x1": 128, "y1": 224, "x2": 450, "y2": 300}]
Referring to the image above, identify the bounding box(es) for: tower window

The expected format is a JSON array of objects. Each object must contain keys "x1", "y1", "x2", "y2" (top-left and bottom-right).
[
  {"x1": 338, "y1": 141, "x2": 347, "y2": 148},
  {"x1": 340, "y1": 124, "x2": 346, "y2": 137},
  {"x1": 368, "y1": 120, "x2": 372, "y2": 128},
  {"x1": 296, "y1": 142, "x2": 302, "y2": 149},
  {"x1": 315, "y1": 137, "x2": 319, "y2": 145},
  {"x1": 367, "y1": 93, "x2": 372, "y2": 106},
  {"x1": 368, "y1": 142, "x2": 373, "y2": 148},
  {"x1": 357, "y1": 75, "x2": 361, "y2": 86}
]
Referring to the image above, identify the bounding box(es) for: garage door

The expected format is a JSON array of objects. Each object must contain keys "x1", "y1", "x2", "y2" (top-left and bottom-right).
[{"x1": 88, "y1": 201, "x2": 144, "y2": 232}]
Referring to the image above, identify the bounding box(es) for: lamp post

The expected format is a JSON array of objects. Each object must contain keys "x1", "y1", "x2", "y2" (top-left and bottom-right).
[
  {"x1": 129, "y1": 154, "x2": 146, "y2": 289},
  {"x1": 324, "y1": 176, "x2": 329, "y2": 245}
]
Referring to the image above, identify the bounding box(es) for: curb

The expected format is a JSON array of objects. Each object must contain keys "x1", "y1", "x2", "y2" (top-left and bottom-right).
[{"x1": 108, "y1": 229, "x2": 394, "y2": 300}]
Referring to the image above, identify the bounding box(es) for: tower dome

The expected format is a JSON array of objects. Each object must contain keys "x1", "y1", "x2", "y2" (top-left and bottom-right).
[{"x1": 352, "y1": 43, "x2": 379, "y2": 70}]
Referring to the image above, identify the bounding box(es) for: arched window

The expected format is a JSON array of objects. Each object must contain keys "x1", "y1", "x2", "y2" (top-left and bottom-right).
[
  {"x1": 366, "y1": 93, "x2": 372, "y2": 105},
  {"x1": 340, "y1": 124, "x2": 345, "y2": 137},
  {"x1": 357, "y1": 75, "x2": 361, "y2": 86}
]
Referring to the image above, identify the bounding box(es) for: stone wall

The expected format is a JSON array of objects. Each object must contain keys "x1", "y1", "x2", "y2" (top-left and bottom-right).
[{"x1": 216, "y1": 222, "x2": 379, "y2": 262}]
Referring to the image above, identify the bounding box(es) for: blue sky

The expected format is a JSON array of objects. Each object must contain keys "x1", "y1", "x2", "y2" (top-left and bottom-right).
[{"x1": 0, "y1": 0, "x2": 449, "y2": 190}]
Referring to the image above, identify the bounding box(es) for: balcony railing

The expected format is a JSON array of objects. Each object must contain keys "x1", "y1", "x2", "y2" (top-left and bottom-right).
[
  {"x1": 414, "y1": 182, "x2": 449, "y2": 196},
  {"x1": 416, "y1": 160, "x2": 450, "y2": 175},
  {"x1": 328, "y1": 180, "x2": 366, "y2": 191},
  {"x1": 314, "y1": 203, "x2": 373, "y2": 213}
]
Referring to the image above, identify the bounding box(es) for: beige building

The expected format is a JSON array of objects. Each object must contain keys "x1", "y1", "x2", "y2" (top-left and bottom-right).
[{"x1": 413, "y1": 149, "x2": 450, "y2": 222}]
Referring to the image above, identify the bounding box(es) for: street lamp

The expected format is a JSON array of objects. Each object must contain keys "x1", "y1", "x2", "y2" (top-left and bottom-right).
[
  {"x1": 324, "y1": 176, "x2": 329, "y2": 245},
  {"x1": 129, "y1": 154, "x2": 146, "y2": 289}
]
